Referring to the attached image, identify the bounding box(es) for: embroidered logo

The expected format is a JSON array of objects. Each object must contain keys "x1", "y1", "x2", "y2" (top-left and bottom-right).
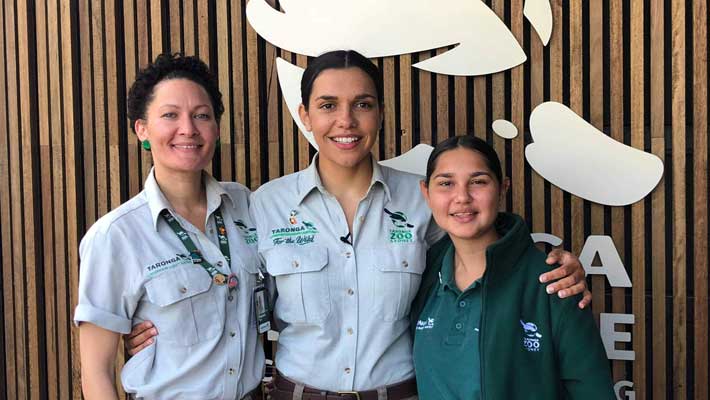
[
  {"x1": 144, "y1": 253, "x2": 192, "y2": 278},
  {"x1": 234, "y1": 219, "x2": 258, "y2": 245},
  {"x1": 270, "y1": 212, "x2": 318, "y2": 246},
  {"x1": 416, "y1": 317, "x2": 436, "y2": 330},
  {"x1": 520, "y1": 319, "x2": 543, "y2": 352},
  {"x1": 384, "y1": 208, "x2": 414, "y2": 243}
]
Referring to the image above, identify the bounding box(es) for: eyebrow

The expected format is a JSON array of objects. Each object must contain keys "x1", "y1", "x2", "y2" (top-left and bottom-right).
[
  {"x1": 159, "y1": 103, "x2": 211, "y2": 109},
  {"x1": 314, "y1": 94, "x2": 377, "y2": 102},
  {"x1": 433, "y1": 171, "x2": 491, "y2": 179}
]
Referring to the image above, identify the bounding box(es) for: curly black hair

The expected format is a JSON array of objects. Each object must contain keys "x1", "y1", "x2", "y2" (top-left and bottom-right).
[{"x1": 126, "y1": 53, "x2": 224, "y2": 132}]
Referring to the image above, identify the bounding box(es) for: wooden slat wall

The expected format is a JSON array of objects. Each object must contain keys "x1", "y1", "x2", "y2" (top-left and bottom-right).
[{"x1": 0, "y1": 1, "x2": 708, "y2": 399}]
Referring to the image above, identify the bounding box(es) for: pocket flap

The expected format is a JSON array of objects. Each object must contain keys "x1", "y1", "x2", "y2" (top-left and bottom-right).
[
  {"x1": 264, "y1": 245, "x2": 328, "y2": 276},
  {"x1": 145, "y1": 266, "x2": 212, "y2": 307},
  {"x1": 371, "y1": 244, "x2": 426, "y2": 274}
]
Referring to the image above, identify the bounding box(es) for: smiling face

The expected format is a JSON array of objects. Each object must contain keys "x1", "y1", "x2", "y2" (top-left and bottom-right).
[
  {"x1": 298, "y1": 67, "x2": 382, "y2": 172},
  {"x1": 421, "y1": 147, "x2": 509, "y2": 245},
  {"x1": 135, "y1": 78, "x2": 219, "y2": 178}
]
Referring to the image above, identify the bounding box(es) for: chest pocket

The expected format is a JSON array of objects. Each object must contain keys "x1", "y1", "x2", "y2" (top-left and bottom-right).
[
  {"x1": 370, "y1": 243, "x2": 426, "y2": 322},
  {"x1": 264, "y1": 245, "x2": 330, "y2": 324},
  {"x1": 144, "y1": 266, "x2": 224, "y2": 346}
]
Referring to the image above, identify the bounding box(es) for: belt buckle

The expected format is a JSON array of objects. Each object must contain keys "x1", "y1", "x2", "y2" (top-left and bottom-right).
[{"x1": 336, "y1": 391, "x2": 361, "y2": 400}]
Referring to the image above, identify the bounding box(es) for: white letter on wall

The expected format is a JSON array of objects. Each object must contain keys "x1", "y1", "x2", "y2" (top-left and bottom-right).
[
  {"x1": 600, "y1": 313, "x2": 635, "y2": 361},
  {"x1": 580, "y1": 235, "x2": 632, "y2": 287}
]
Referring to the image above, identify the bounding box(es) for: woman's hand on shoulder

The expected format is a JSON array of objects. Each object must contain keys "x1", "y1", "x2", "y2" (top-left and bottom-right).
[
  {"x1": 124, "y1": 321, "x2": 158, "y2": 356},
  {"x1": 539, "y1": 249, "x2": 592, "y2": 309}
]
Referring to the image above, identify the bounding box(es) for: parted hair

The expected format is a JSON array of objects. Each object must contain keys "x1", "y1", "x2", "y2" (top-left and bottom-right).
[
  {"x1": 127, "y1": 53, "x2": 224, "y2": 132},
  {"x1": 300, "y1": 50, "x2": 383, "y2": 110}
]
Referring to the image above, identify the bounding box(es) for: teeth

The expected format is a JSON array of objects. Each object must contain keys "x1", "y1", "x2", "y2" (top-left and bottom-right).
[
  {"x1": 173, "y1": 145, "x2": 200, "y2": 149},
  {"x1": 452, "y1": 212, "x2": 475, "y2": 217},
  {"x1": 331, "y1": 137, "x2": 360, "y2": 144}
]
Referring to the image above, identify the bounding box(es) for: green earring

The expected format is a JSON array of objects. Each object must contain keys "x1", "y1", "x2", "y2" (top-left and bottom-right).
[
  {"x1": 216, "y1": 138, "x2": 221, "y2": 147},
  {"x1": 142, "y1": 140, "x2": 151, "y2": 151}
]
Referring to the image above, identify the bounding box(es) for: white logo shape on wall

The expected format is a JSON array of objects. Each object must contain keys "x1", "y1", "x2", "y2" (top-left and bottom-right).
[
  {"x1": 247, "y1": 0, "x2": 526, "y2": 76},
  {"x1": 250, "y1": 1, "x2": 665, "y2": 206},
  {"x1": 525, "y1": 102, "x2": 664, "y2": 206}
]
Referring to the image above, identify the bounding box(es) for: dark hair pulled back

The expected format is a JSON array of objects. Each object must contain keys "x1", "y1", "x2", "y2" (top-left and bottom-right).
[
  {"x1": 300, "y1": 50, "x2": 383, "y2": 109},
  {"x1": 425, "y1": 135, "x2": 504, "y2": 185},
  {"x1": 127, "y1": 53, "x2": 224, "y2": 132}
]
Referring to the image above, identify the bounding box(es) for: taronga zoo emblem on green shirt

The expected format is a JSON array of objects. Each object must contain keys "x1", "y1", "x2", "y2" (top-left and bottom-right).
[
  {"x1": 384, "y1": 208, "x2": 415, "y2": 243},
  {"x1": 234, "y1": 219, "x2": 258, "y2": 245},
  {"x1": 270, "y1": 210, "x2": 318, "y2": 246}
]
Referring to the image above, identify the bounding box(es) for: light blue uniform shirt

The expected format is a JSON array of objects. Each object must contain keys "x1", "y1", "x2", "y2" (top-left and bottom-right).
[
  {"x1": 250, "y1": 156, "x2": 443, "y2": 391},
  {"x1": 74, "y1": 169, "x2": 264, "y2": 400}
]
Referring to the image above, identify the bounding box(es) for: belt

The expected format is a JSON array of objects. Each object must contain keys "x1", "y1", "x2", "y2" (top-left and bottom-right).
[
  {"x1": 242, "y1": 384, "x2": 263, "y2": 400},
  {"x1": 266, "y1": 373, "x2": 417, "y2": 400}
]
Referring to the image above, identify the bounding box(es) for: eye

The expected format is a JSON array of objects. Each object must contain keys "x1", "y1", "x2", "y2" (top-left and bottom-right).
[
  {"x1": 436, "y1": 180, "x2": 453, "y2": 187},
  {"x1": 194, "y1": 113, "x2": 212, "y2": 120},
  {"x1": 471, "y1": 178, "x2": 489, "y2": 185},
  {"x1": 318, "y1": 103, "x2": 335, "y2": 111},
  {"x1": 161, "y1": 112, "x2": 177, "y2": 119},
  {"x1": 355, "y1": 101, "x2": 373, "y2": 110}
]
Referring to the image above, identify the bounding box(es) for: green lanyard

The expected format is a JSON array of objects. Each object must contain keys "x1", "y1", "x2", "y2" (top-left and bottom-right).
[{"x1": 160, "y1": 208, "x2": 237, "y2": 289}]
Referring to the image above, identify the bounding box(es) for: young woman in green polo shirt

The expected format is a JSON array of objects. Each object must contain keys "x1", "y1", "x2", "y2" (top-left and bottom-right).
[{"x1": 412, "y1": 135, "x2": 614, "y2": 399}]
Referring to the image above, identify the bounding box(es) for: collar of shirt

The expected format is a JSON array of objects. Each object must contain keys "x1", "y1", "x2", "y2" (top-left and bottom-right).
[
  {"x1": 144, "y1": 168, "x2": 236, "y2": 231},
  {"x1": 295, "y1": 153, "x2": 392, "y2": 205},
  {"x1": 438, "y1": 244, "x2": 483, "y2": 296}
]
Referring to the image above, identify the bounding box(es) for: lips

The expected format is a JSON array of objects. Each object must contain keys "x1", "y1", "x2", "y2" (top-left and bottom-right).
[
  {"x1": 328, "y1": 135, "x2": 362, "y2": 149},
  {"x1": 171, "y1": 143, "x2": 203, "y2": 150},
  {"x1": 450, "y1": 211, "x2": 478, "y2": 222}
]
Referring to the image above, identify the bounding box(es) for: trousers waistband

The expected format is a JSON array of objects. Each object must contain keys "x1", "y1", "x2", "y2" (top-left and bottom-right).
[{"x1": 265, "y1": 372, "x2": 417, "y2": 400}]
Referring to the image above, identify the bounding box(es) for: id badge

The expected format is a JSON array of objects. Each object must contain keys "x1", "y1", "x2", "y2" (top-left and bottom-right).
[{"x1": 253, "y1": 284, "x2": 271, "y2": 334}]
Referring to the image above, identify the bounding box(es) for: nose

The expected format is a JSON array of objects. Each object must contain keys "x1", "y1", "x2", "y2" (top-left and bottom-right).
[
  {"x1": 336, "y1": 107, "x2": 356, "y2": 128},
  {"x1": 178, "y1": 114, "x2": 199, "y2": 136},
  {"x1": 454, "y1": 184, "x2": 472, "y2": 203}
]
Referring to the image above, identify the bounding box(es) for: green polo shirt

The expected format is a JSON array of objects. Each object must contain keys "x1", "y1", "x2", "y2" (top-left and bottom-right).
[{"x1": 413, "y1": 244, "x2": 483, "y2": 400}]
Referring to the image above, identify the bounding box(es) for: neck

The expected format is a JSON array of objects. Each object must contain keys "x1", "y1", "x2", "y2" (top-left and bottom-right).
[
  {"x1": 317, "y1": 154, "x2": 374, "y2": 200},
  {"x1": 153, "y1": 166, "x2": 206, "y2": 212},
  {"x1": 451, "y1": 229, "x2": 500, "y2": 277}
]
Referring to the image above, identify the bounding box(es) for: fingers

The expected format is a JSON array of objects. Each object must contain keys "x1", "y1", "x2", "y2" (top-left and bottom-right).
[
  {"x1": 578, "y1": 289, "x2": 592, "y2": 309},
  {"x1": 124, "y1": 321, "x2": 158, "y2": 356},
  {"x1": 538, "y1": 263, "x2": 569, "y2": 285},
  {"x1": 126, "y1": 321, "x2": 153, "y2": 340},
  {"x1": 127, "y1": 335, "x2": 155, "y2": 357}
]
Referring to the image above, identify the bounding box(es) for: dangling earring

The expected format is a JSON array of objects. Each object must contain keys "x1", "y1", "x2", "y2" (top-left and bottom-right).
[
  {"x1": 216, "y1": 138, "x2": 221, "y2": 147},
  {"x1": 142, "y1": 140, "x2": 151, "y2": 151}
]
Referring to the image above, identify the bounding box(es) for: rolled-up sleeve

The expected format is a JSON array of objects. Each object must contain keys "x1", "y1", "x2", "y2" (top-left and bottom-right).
[{"x1": 73, "y1": 225, "x2": 140, "y2": 334}]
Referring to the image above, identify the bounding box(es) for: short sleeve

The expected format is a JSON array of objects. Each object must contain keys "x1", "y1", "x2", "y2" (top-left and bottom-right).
[{"x1": 73, "y1": 225, "x2": 142, "y2": 334}]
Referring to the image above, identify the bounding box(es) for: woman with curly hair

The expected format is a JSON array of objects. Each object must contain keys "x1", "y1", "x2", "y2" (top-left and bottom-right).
[{"x1": 74, "y1": 53, "x2": 264, "y2": 400}]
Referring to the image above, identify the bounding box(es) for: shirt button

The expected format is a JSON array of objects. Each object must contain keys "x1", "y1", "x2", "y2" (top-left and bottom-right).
[
  {"x1": 455, "y1": 323, "x2": 463, "y2": 330},
  {"x1": 230, "y1": 331, "x2": 237, "y2": 337},
  {"x1": 228, "y1": 295, "x2": 234, "y2": 301},
  {"x1": 344, "y1": 251, "x2": 352, "y2": 258},
  {"x1": 344, "y1": 368, "x2": 352, "y2": 374},
  {"x1": 347, "y1": 328, "x2": 354, "y2": 335},
  {"x1": 459, "y1": 301, "x2": 466, "y2": 308},
  {"x1": 359, "y1": 216, "x2": 365, "y2": 223},
  {"x1": 402, "y1": 260, "x2": 409, "y2": 268},
  {"x1": 216, "y1": 261, "x2": 223, "y2": 267},
  {"x1": 292, "y1": 260, "x2": 299, "y2": 268},
  {"x1": 209, "y1": 228, "x2": 215, "y2": 234},
  {"x1": 347, "y1": 288, "x2": 355, "y2": 296},
  {"x1": 180, "y1": 287, "x2": 188, "y2": 294},
  {"x1": 228, "y1": 368, "x2": 235, "y2": 375}
]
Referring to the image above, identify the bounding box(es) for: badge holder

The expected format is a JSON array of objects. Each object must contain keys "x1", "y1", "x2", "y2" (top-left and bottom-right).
[{"x1": 253, "y1": 271, "x2": 271, "y2": 334}]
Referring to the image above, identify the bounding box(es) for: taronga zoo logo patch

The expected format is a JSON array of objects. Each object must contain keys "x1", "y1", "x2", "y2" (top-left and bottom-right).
[
  {"x1": 520, "y1": 319, "x2": 543, "y2": 352},
  {"x1": 270, "y1": 210, "x2": 318, "y2": 246},
  {"x1": 234, "y1": 219, "x2": 258, "y2": 245},
  {"x1": 384, "y1": 208, "x2": 414, "y2": 243}
]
